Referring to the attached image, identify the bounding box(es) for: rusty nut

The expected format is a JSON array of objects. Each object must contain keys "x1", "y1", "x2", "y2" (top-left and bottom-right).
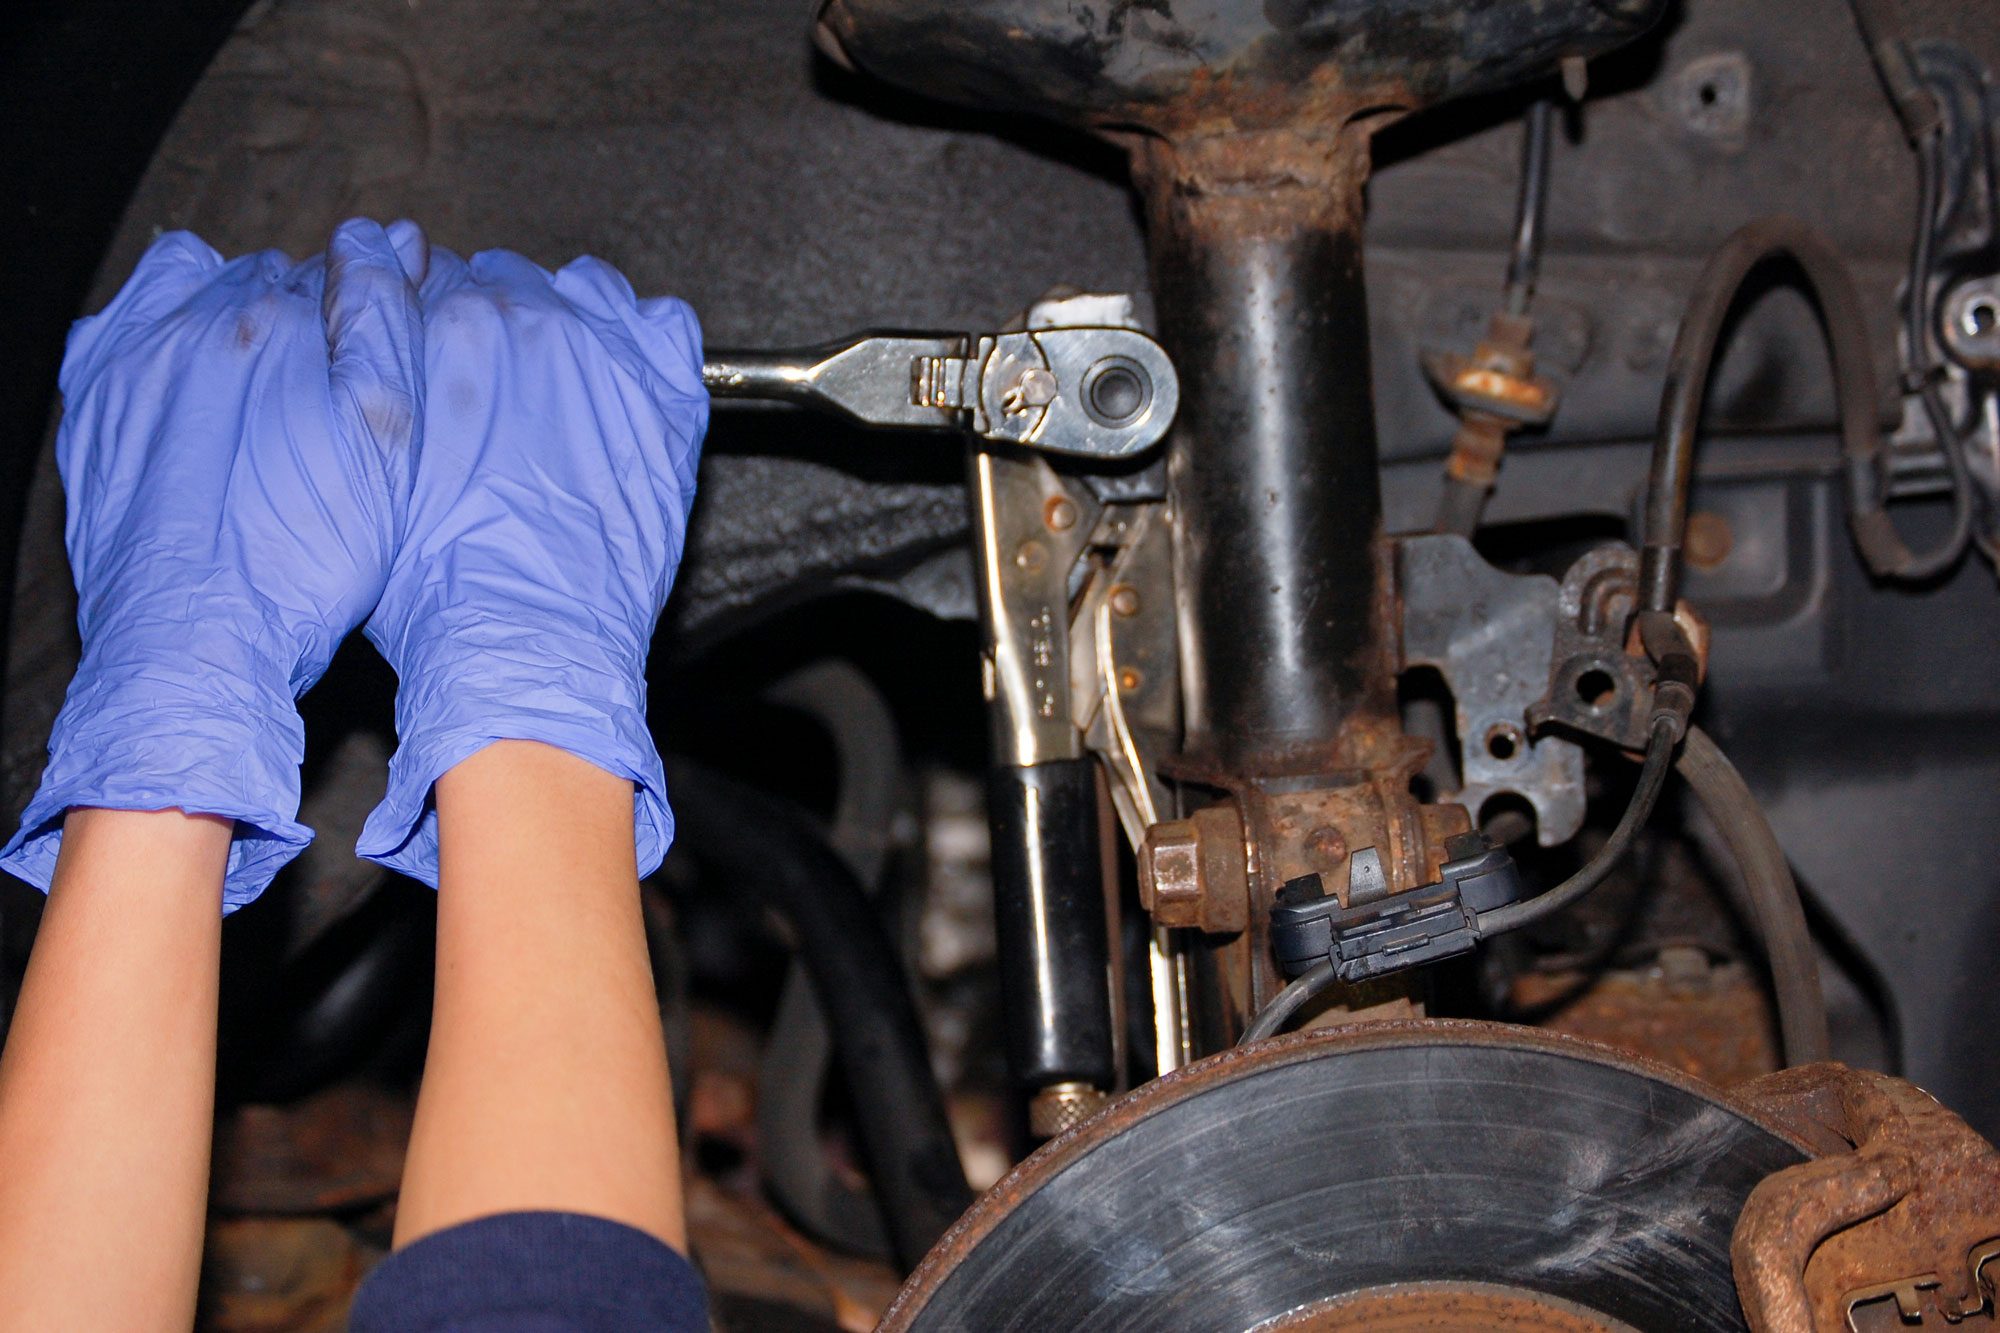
[{"x1": 1138, "y1": 803, "x2": 1250, "y2": 934}]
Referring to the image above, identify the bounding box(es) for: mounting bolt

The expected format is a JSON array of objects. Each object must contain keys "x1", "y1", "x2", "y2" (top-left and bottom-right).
[
  {"x1": 1138, "y1": 804, "x2": 1250, "y2": 933},
  {"x1": 1140, "y1": 820, "x2": 1204, "y2": 926},
  {"x1": 1108, "y1": 584, "x2": 1141, "y2": 617},
  {"x1": 1044, "y1": 496, "x2": 1079, "y2": 532}
]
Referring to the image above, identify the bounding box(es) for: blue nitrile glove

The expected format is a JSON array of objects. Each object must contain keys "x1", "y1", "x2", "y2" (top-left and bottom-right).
[
  {"x1": 355, "y1": 247, "x2": 706, "y2": 887},
  {"x1": 0, "y1": 220, "x2": 427, "y2": 910}
]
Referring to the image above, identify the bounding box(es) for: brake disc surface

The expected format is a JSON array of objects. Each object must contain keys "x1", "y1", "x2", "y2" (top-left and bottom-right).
[{"x1": 882, "y1": 1021, "x2": 1808, "y2": 1332}]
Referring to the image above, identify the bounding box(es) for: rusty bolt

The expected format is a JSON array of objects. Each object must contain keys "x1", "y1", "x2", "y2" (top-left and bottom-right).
[
  {"x1": 1139, "y1": 819, "x2": 1203, "y2": 925},
  {"x1": 1014, "y1": 540, "x2": 1047, "y2": 574},
  {"x1": 1117, "y1": 666, "x2": 1144, "y2": 694},
  {"x1": 1043, "y1": 496, "x2": 1079, "y2": 532},
  {"x1": 1685, "y1": 510, "x2": 1734, "y2": 571},
  {"x1": 1108, "y1": 584, "x2": 1141, "y2": 617},
  {"x1": 1138, "y1": 804, "x2": 1250, "y2": 933},
  {"x1": 1305, "y1": 824, "x2": 1347, "y2": 870}
]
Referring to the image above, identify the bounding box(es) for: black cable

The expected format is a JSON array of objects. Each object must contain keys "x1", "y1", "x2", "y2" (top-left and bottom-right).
[
  {"x1": 1240, "y1": 719, "x2": 1680, "y2": 1044},
  {"x1": 1477, "y1": 716, "x2": 1680, "y2": 937},
  {"x1": 1845, "y1": 0, "x2": 1943, "y2": 144},
  {"x1": 1238, "y1": 960, "x2": 1337, "y2": 1045},
  {"x1": 1433, "y1": 99, "x2": 1557, "y2": 537},
  {"x1": 1677, "y1": 725, "x2": 1830, "y2": 1065},
  {"x1": 1503, "y1": 99, "x2": 1554, "y2": 319},
  {"x1": 666, "y1": 760, "x2": 973, "y2": 1272},
  {"x1": 1899, "y1": 128, "x2": 1978, "y2": 579},
  {"x1": 1637, "y1": 216, "x2": 1965, "y2": 615},
  {"x1": 1844, "y1": 0, "x2": 1974, "y2": 579}
]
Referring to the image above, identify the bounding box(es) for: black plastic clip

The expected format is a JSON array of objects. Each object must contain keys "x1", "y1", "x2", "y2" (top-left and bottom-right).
[{"x1": 1270, "y1": 833, "x2": 1525, "y2": 984}]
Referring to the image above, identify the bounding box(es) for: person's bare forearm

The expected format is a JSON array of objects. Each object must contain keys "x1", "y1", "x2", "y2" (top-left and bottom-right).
[
  {"x1": 0, "y1": 808, "x2": 229, "y2": 1332},
  {"x1": 393, "y1": 740, "x2": 684, "y2": 1250}
]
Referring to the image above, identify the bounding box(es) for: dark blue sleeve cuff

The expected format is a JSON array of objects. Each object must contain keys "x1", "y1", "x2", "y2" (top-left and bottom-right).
[{"x1": 348, "y1": 1210, "x2": 708, "y2": 1332}]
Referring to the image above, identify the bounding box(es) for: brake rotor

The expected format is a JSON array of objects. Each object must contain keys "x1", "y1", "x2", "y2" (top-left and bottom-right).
[{"x1": 881, "y1": 1021, "x2": 1810, "y2": 1332}]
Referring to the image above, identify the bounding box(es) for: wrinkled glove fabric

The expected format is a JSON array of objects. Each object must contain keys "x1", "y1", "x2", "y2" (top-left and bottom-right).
[
  {"x1": 0, "y1": 222, "x2": 426, "y2": 909},
  {"x1": 358, "y1": 247, "x2": 707, "y2": 887}
]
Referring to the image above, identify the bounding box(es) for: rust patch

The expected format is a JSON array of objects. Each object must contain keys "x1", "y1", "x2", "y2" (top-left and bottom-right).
[
  {"x1": 1733, "y1": 1063, "x2": 2000, "y2": 1332},
  {"x1": 1267, "y1": 1279, "x2": 1631, "y2": 1331},
  {"x1": 210, "y1": 1083, "x2": 412, "y2": 1215},
  {"x1": 198, "y1": 1217, "x2": 368, "y2": 1333},
  {"x1": 1513, "y1": 958, "x2": 1779, "y2": 1089}
]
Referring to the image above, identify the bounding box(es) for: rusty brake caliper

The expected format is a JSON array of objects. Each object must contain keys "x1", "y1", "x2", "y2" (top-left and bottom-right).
[{"x1": 1734, "y1": 1063, "x2": 2000, "y2": 1330}]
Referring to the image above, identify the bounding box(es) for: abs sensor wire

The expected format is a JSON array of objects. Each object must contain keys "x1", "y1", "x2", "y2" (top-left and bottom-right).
[
  {"x1": 1241, "y1": 715, "x2": 1680, "y2": 1047},
  {"x1": 1241, "y1": 714, "x2": 1832, "y2": 1065},
  {"x1": 1848, "y1": 0, "x2": 1980, "y2": 580}
]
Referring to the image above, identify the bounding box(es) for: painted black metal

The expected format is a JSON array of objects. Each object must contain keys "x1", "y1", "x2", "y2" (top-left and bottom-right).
[
  {"x1": 1149, "y1": 209, "x2": 1397, "y2": 772},
  {"x1": 987, "y1": 760, "x2": 1116, "y2": 1091},
  {"x1": 818, "y1": 0, "x2": 1668, "y2": 130}
]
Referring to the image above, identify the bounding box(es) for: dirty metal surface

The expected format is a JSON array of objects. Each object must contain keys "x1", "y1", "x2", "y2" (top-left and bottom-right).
[
  {"x1": 1397, "y1": 532, "x2": 1586, "y2": 845},
  {"x1": 210, "y1": 1083, "x2": 412, "y2": 1215},
  {"x1": 1529, "y1": 542, "x2": 1662, "y2": 751},
  {"x1": 1251, "y1": 766, "x2": 1469, "y2": 907},
  {"x1": 1512, "y1": 959, "x2": 1780, "y2": 1090},
  {"x1": 1262, "y1": 1280, "x2": 1636, "y2": 1332},
  {"x1": 1732, "y1": 1063, "x2": 2000, "y2": 1333},
  {"x1": 816, "y1": 0, "x2": 1668, "y2": 136},
  {"x1": 881, "y1": 1020, "x2": 1809, "y2": 1332}
]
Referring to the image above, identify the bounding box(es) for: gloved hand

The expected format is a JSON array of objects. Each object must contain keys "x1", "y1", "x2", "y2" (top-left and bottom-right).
[
  {"x1": 356, "y1": 247, "x2": 707, "y2": 887},
  {"x1": 0, "y1": 221, "x2": 427, "y2": 910}
]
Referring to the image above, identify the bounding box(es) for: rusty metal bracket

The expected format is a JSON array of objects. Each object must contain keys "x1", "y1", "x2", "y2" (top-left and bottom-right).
[
  {"x1": 1526, "y1": 542, "x2": 1710, "y2": 754},
  {"x1": 1732, "y1": 1063, "x2": 2000, "y2": 1332},
  {"x1": 1396, "y1": 532, "x2": 1586, "y2": 845}
]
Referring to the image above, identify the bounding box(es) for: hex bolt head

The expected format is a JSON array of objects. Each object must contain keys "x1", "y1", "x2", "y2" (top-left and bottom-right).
[
  {"x1": 1138, "y1": 804, "x2": 1250, "y2": 933},
  {"x1": 1139, "y1": 819, "x2": 1203, "y2": 926}
]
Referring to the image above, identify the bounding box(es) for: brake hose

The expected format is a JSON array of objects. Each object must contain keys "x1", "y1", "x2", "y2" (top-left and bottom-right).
[
  {"x1": 1639, "y1": 216, "x2": 1969, "y2": 615},
  {"x1": 1677, "y1": 725, "x2": 1831, "y2": 1065}
]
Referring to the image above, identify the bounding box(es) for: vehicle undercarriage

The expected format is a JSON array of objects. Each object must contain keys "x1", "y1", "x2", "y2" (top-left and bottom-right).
[{"x1": 2, "y1": 0, "x2": 1999, "y2": 1327}]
